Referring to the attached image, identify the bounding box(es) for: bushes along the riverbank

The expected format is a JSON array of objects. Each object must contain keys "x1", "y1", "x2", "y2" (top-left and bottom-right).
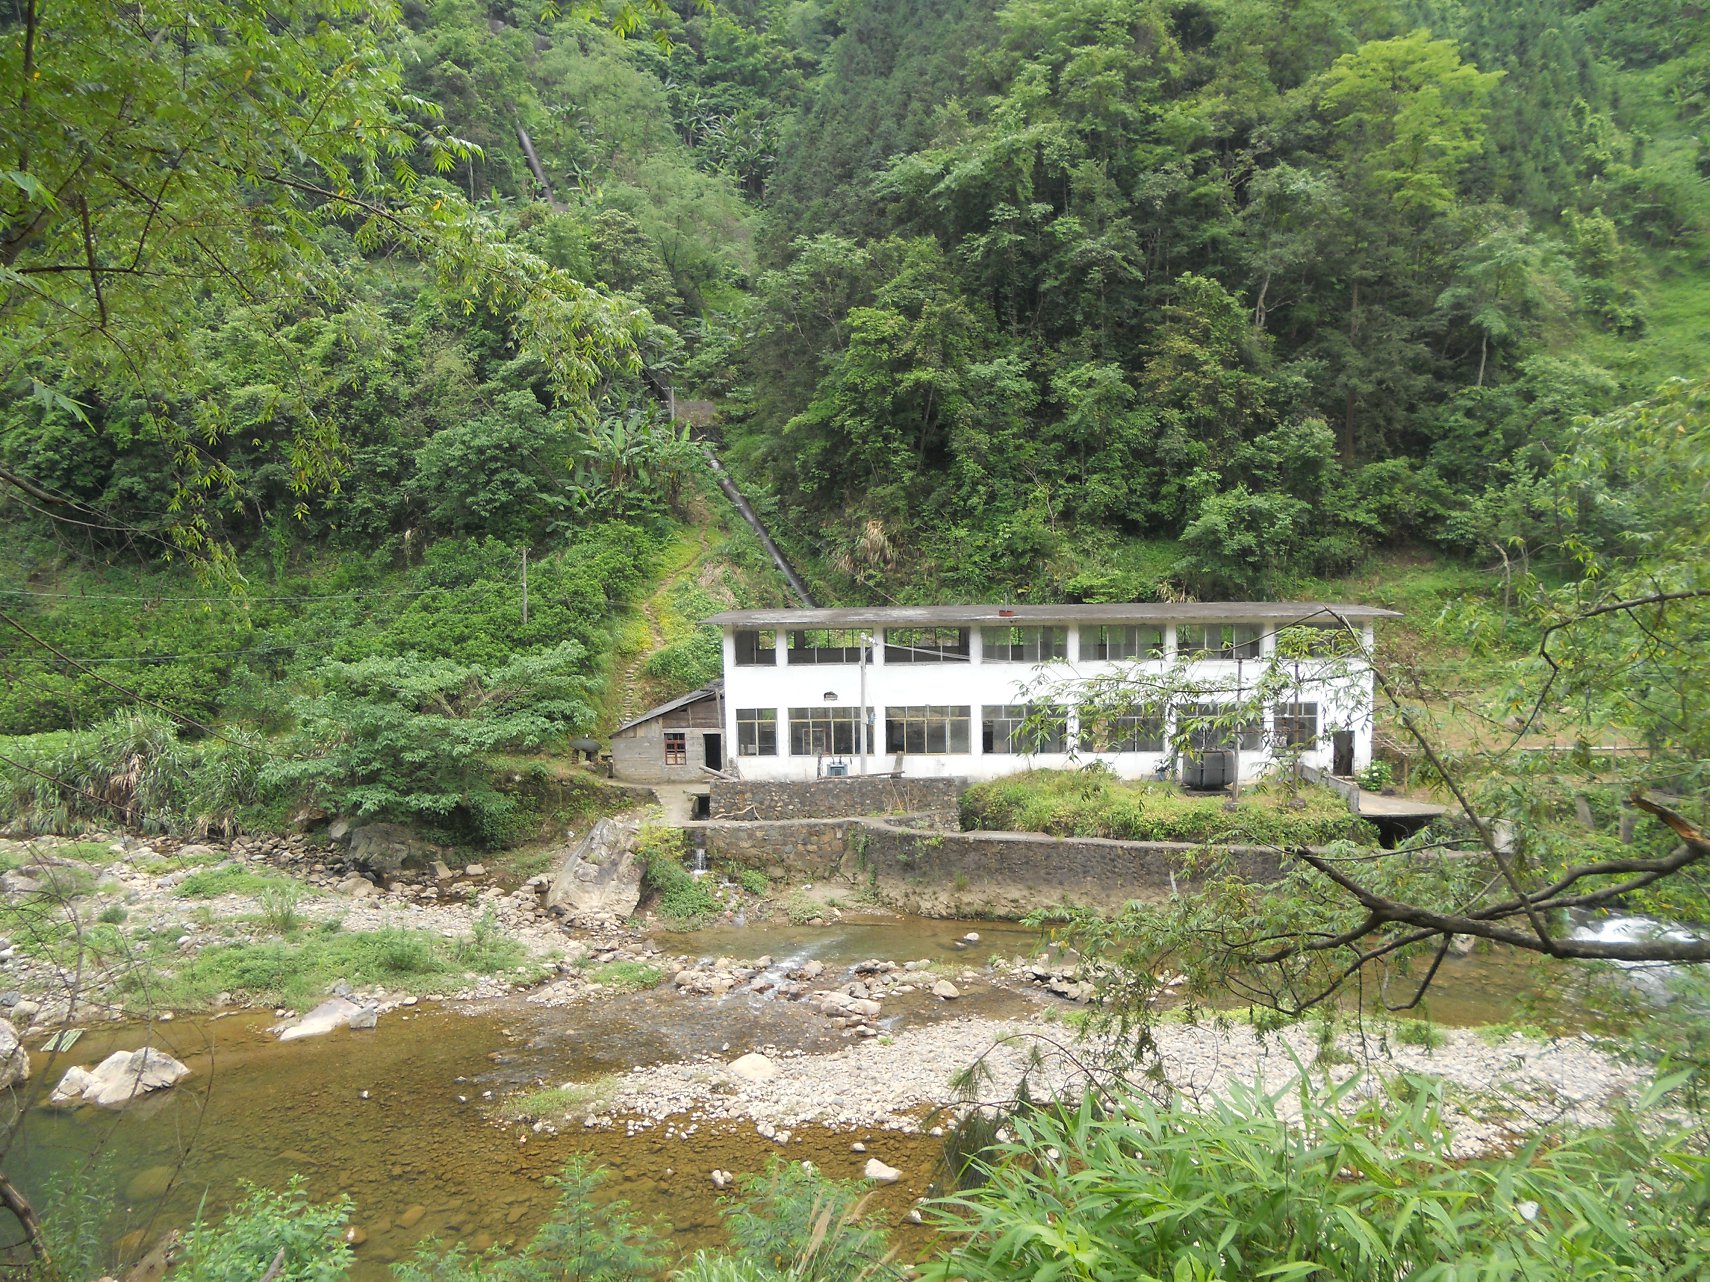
[{"x1": 961, "y1": 770, "x2": 1373, "y2": 845}]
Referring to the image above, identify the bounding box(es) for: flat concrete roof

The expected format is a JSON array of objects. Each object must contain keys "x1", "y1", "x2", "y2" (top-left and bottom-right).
[{"x1": 704, "y1": 602, "x2": 1401, "y2": 628}]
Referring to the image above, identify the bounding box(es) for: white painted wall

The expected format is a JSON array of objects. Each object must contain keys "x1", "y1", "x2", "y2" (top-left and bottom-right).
[{"x1": 719, "y1": 620, "x2": 1376, "y2": 783}]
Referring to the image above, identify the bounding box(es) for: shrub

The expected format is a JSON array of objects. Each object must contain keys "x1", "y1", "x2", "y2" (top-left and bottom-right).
[
  {"x1": 961, "y1": 771, "x2": 1372, "y2": 846},
  {"x1": 637, "y1": 825, "x2": 720, "y2": 927},
  {"x1": 1390, "y1": 1016, "x2": 1445, "y2": 1050},
  {"x1": 640, "y1": 628, "x2": 723, "y2": 698},
  {"x1": 258, "y1": 882, "x2": 304, "y2": 934},
  {"x1": 0, "y1": 714, "x2": 262, "y2": 836},
  {"x1": 927, "y1": 1075, "x2": 1710, "y2": 1282},
  {"x1": 720, "y1": 1157, "x2": 902, "y2": 1282},
  {"x1": 178, "y1": 1178, "x2": 350, "y2": 1282},
  {"x1": 262, "y1": 645, "x2": 597, "y2": 847},
  {"x1": 1357, "y1": 760, "x2": 1396, "y2": 791}
]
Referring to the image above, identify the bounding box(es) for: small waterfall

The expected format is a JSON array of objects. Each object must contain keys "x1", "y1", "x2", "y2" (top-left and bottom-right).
[
  {"x1": 690, "y1": 847, "x2": 709, "y2": 879},
  {"x1": 1566, "y1": 912, "x2": 1706, "y2": 1001}
]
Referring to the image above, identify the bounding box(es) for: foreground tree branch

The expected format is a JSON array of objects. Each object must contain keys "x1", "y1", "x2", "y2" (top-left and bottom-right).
[
  {"x1": 0, "y1": 1171, "x2": 52, "y2": 1271},
  {"x1": 1237, "y1": 796, "x2": 1710, "y2": 978}
]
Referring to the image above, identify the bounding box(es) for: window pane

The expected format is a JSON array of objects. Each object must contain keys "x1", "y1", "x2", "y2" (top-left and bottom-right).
[
  {"x1": 1181, "y1": 703, "x2": 1231, "y2": 750},
  {"x1": 787, "y1": 707, "x2": 863, "y2": 756},
  {"x1": 981, "y1": 626, "x2": 1067, "y2": 662},
  {"x1": 786, "y1": 628, "x2": 865, "y2": 665},
  {"x1": 1274, "y1": 701, "x2": 1319, "y2": 748},
  {"x1": 1185, "y1": 624, "x2": 1261, "y2": 660},
  {"x1": 1084, "y1": 625, "x2": 1165, "y2": 661},
  {"x1": 1181, "y1": 703, "x2": 1262, "y2": 750},
  {"x1": 982, "y1": 704, "x2": 1066, "y2": 753},
  {"x1": 733, "y1": 629, "x2": 777, "y2": 665},
  {"x1": 886, "y1": 705, "x2": 971, "y2": 753},
  {"x1": 1275, "y1": 623, "x2": 1356, "y2": 659},
  {"x1": 737, "y1": 708, "x2": 777, "y2": 756},
  {"x1": 884, "y1": 627, "x2": 970, "y2": 663},
  {"x1": 664, "y1": 732, "x2": 687, "y2": 765},
  {"x1": 1079, "y1": 706, "x2": 1165, "y2": 753}
]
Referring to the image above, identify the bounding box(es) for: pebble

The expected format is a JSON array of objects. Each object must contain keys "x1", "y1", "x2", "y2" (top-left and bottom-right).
[{"x1": 863, "y1": 1158, "x2": 902, "y2": 1184}]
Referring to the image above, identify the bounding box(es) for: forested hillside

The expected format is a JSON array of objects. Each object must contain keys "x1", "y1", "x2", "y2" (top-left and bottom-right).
[
  {"x1": 720, "y1": 0, "x2": 1710, "y2": 599},
  {"x1": 2, "y1": 0, "x2": 1707, "y2": 839}
]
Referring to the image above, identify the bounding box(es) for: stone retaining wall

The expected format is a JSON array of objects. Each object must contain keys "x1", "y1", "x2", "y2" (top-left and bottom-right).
[
  {"x1": 695, "y1": 818, "x2": 860, "y2": 885},
  {"x1": 689, "y1": 817, "x2": 1280, "y2": 919},
  {"x1": 709, "y1": 777, "x2": 963, "y2": 827}
]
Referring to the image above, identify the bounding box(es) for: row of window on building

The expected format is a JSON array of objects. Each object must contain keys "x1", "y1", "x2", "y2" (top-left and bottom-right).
[
  {"x1": 734, "y1": 622, "x2": 1352, "y2": 666},
  {"x1": 732, "y1": 702, "x2": 1322, "y2": 757}
]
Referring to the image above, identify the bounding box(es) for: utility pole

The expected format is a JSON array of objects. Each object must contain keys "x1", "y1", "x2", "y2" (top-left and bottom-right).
[
  {"x1": 521, "y1": 547, "x2": 529, "y2": 626},
  {"x1": 858, "y1": 632, "x2": 872, "y2": 776}
]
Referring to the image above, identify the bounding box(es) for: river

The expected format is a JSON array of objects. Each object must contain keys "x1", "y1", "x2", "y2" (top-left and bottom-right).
[{"x1": 5, "y1": 912, "x2": 1577, "y2": 1276}]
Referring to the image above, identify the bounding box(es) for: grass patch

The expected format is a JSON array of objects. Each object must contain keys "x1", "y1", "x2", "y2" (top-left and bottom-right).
[
  {"x1": 113, "y1": 920, "x2": 535, "y2": 1011},
  {"x1": 48, "y1": 841, "x2": 118, "y2": 864},
  {"x1": 780, "y1": 889, "x2": 824, "y2": 925},
  {"x1": 1474, "y1": 1020, "x2": 1553, "y2": 1046},
  {"x1": 0, "y1": 862, "x2": 99, "y2": 900},
  {"x1": 732, "y1": 867, "x2": 770, "y2": 895},
  {"x1": 176, "y1": 865, "x2": 300, "y2": 899},
  {"x1": 961, "y1": 770, "x2": 1373, "y2": 845},
  {"x1": 505, "y1": 1076, "x2": 620, "y2": 1121},
  {"x1": 590, "y1": 960, "x2": 665, "y2": 992},
  {"x1": 256, "y1": 882, "x2": 303, "y2": 933},
  {"x1": 1384, "y1": 1017, "x2": 1446, "y2": 1050}
]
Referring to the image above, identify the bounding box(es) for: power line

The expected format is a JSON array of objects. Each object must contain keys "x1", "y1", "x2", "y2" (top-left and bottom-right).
[
  {"x1": 0, "y1": 585, "x2": 435, "y2": 604},
  {"x1": 0, "y1": 608, "x2": 237, "y2": 744},
  {"x1": 8, "y1": 642, "x2": 337, "y2": 666}
]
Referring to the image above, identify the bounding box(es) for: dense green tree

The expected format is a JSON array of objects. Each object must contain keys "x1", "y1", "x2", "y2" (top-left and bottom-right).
[{"x1": 0, "y1": 0, "x2": 645, "y2": 555}]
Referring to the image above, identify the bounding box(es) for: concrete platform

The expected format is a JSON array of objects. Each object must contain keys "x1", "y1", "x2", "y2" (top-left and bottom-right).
[{"x1": 1352, "y1": 789, "x2": 1446, "y2": 821}]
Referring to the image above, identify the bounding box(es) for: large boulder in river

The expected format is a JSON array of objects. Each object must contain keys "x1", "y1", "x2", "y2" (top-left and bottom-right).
[
  {"x1": 50, "y1": 1048, "x2": 190, "y2": 1109},
  {"x1": 340, "y1": 823, "x2": 444, "y2": 876},
  {"x1": 273, "y1": 997, "x2": 364, "y2": 1041},
  {"x1": 728, "y1": 1052, "x2": 779, "y2": 1084},
  {"x1": 545, "y1": 818, "x2": 643, "y2": 920},
  {"x1": 0, "y1": 1018, "x2": 28, "y2": 1087}
]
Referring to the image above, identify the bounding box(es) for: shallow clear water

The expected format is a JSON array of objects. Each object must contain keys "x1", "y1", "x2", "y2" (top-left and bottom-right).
[{"x1": 8, "y1": 1001, "x2": 947, "y2": 1279}]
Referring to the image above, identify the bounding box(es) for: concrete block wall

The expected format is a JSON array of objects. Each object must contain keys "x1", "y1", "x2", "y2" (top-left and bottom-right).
[
  {"x1": 688, "y1": 817, "x2": 1281, "y2": 919},
  {"x1": 709, "y1": 777, "x2": 963, "y2": 827}
]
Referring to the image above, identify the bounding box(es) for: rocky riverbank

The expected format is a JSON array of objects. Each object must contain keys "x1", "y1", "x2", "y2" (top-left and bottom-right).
[
  {"x1": 0, "y1": 830, "x2": 675, "y2": 1028},
  {"x1": 577, "y1": 1014, "x2": 1651, "y2": 1159}
]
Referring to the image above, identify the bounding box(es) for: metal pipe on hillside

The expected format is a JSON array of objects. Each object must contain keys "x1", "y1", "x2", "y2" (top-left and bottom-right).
[
  {"x1": 702, "y1": 451, "x2": 818, "y2": 608},
  {"x1": 636, "y1": 367, "x2": 818, "y2": 609}
]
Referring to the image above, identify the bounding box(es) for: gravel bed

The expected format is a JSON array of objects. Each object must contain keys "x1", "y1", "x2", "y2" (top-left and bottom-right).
[{"x1": 595, "y1": 1014, "x2": 1651, "y2": 1156}]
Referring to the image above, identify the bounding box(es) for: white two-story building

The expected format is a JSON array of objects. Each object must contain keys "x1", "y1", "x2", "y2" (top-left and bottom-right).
[{"x1": 696, "y1": 602, "x2": 1397, "y2": 785}]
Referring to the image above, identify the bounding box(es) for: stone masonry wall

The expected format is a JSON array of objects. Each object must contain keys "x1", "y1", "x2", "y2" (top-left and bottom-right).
[
  {"x1": 695, "y1": 819, "x2": 859, "y2": 885},
  {"x1": 709, "y1": 777, "x2": 963, "y2": 828},
  {"x1": 689, "y1": 817, "x2": 1280, "y2": 919}
]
